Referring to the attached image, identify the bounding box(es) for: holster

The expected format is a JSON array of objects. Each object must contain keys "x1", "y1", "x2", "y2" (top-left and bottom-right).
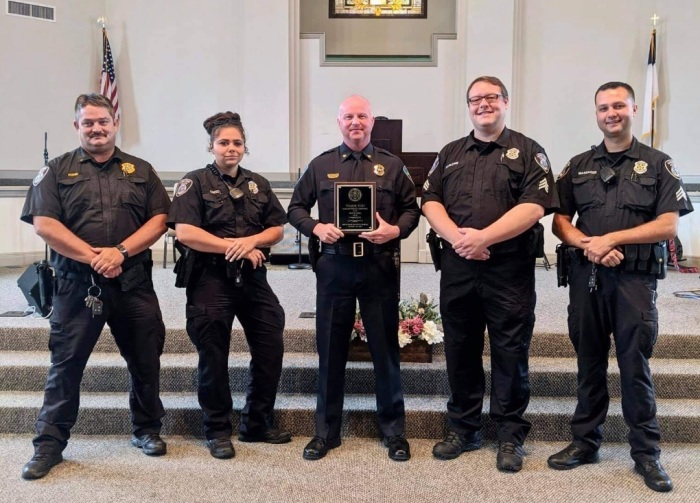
[
  {"x1": 36, "y1": 260, "x2": 55, "y2": 313},
  {"x1": 527, "y1": 223, "x2": 546, "y2": 258},
  {"x1": 555, "y1": 244, "x2": 570, "y2": 287},
  {"x1": 308, "y1": 235, "x2": 321, "y2": 272},
  {"x1": 173, "y1": 241, "x2": 199, "y2": 288},
  {"x1": 426, "y1": 229, "x2": 442, "y2": 272}
]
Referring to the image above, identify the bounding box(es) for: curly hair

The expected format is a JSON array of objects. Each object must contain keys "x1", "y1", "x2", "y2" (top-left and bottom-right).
[{"x1": 203, "y1": 111, "x2": 249, "y2": 154}]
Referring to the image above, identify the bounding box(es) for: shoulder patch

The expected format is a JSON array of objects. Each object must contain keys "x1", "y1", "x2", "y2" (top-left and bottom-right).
[
  {"x1": 402, "y1": 166, "x2": 412, "y2": 180},
  {"x1": 557, "y1": 161, "x2": 571, "y2": 181},
  {"x1": 33, "y1": 166, "x2": 50, "y2": 186},
  {"x1": 535, "y1": 153, "x2": 550, "y2": 173},
  {"x1": 175, "y1": 178, "x2": 193, "y2": 197},
  {"x1": 665, "y1": 159, "x2": 681, "y2": 179},
  {"x1": 428, "y1": 156, "x2": 440, "y2": 176}
]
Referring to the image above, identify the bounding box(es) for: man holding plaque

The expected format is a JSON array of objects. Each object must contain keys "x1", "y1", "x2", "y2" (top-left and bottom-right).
[
  {"x1": 288, "y1": 95, "x2": 420, "y2": 462},
  {"x1": 422, "y1": 76, "x2": 558, "y2": 472}
]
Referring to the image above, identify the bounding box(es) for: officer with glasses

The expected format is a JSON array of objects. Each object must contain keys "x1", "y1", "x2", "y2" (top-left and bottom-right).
[{"x1": 422, "y1": 76, "x2": 558, "y2": 472}]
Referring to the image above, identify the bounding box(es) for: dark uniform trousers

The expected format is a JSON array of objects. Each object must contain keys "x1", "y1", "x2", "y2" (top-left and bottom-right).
[
  {"x1": 314, "y1": 250, "x2": 405, "y2": 441},
  {"x1": 185, "y1": 262, "x2": 284, "y2": 440},
  {"x1": 567, "y1": 261, "x2": 660, "y2": 462},
  {"x1": 440, "y1": 247, "x2": 535, "y2": 445},
  {"x1": 34, "y1": 272, "x2": 166, "y2": 454}
]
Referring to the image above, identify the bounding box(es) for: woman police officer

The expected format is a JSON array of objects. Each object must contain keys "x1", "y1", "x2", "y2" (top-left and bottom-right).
[{"x1": 167, "y1": 112, "x2": 290, "y2": 459}]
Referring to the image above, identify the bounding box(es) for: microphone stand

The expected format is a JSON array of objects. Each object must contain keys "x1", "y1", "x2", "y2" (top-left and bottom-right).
[{"x1": 288, "y1": 167, "x2": 311, "y2": 270}]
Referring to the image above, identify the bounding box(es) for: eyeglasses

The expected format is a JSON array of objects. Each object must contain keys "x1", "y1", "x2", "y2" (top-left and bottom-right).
[{"x1": 467, "y1": 93, "x2": 503, "y2": 106}]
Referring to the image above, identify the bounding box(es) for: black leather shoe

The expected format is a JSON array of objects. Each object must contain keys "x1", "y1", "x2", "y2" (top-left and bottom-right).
[
  {"x1": 302, "y1": 436, "x2": 341, "y2": 460},
  {"x1": 21, "y1": 452, "x2": 63, "y2": 480},
  {"x1": 635, "y1": 460, "x2": 673, "y2": 492},
  {"x1": 383, "y1": 435, "x2": 411, "y2": 461},
  {"x1": 497, "y1": 442, "x2": 524, "y2": 472},
  {"x1": 547, "y1": 443, "x2": 599, "y2": 470},
  {"x1": 432, "y1": 430, "x2": 482, "y2": 460},
  {"x1": 238, "y1": 428, "x2": 292, "y2": 444},
  {"x1": 206, "y1": 438, "x2": 236, "y2": 459},
  {"x1": 131, "y1": 434, "x2": 167, "y2": 456}
]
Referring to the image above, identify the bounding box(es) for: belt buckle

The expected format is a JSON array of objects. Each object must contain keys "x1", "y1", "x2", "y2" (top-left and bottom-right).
[{"x1": 353, "y1": 242, "x2": 364, "y2": 257}]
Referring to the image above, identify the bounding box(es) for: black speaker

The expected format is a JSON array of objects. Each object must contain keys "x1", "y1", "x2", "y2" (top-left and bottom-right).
[{"x1": 17, "y1": 260, "x2": 54, "y2": 317}]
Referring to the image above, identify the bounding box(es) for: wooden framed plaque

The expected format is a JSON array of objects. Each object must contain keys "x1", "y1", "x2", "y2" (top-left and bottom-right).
[{"x1": 334, "y1": 182, "x2": 376, "y2": 233}]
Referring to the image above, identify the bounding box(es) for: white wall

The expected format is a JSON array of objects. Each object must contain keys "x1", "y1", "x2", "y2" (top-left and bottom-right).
[{"x1": 104, "y1": 0, "x2": 290, "y2": 174}]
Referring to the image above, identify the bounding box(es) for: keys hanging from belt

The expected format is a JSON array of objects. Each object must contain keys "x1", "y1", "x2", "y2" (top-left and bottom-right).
[
  {"x1": 588, "y1": 264, "x2": 598, "y2": 292},
  {"x1": 84, "y1": 276, "x2": 103, "y2": 317}
]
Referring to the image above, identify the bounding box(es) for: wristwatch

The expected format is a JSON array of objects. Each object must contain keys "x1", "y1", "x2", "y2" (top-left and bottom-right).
[{"x1": 116, "y1": 244, "x2": 129, "y2": 259}]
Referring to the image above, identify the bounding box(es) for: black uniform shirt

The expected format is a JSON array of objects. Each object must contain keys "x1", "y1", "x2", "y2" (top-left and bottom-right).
[
  {"x1": 167, "y1": 164, "x2": 287, "y2": 238},
  {"x1": 421, "y1": 128, "x2": 558, "y2": 230},
  {"x1": 287, "y1": 143, "x2": 420, "y2": 241},
  {"x1": 556, "y1": 137, "x2": 694, "y2": 236},
  {"x1": 21, "y1": 147, "x2": 171, "y2": 272}
]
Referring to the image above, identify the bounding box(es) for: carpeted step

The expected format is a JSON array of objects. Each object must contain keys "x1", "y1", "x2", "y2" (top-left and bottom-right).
[
  {"x1": 1, "y1": 391, "x2": 699, "y2": 443},
  {"x1": 3, "y1": 327, "x2": 700, "y2": 359},
  {"x1": 2, "y1": 352, "x2": 700, "y2": 400}
]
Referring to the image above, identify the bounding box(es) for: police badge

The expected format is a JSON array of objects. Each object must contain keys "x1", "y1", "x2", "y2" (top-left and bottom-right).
[
  {"x1": 633, "y1": 161, "x2": 648, "y2": 174},
  {"x1": 373, "y1": 164, "x2": 385, "y2": 176},
  {"x1": 121, "y1": 162, "x2": 136, "y2": 175},
  {"x1": 248, "y1": 180, "x2": 259, "y2": 194},
  {"x1": 506, "y1": 148, "x2": 520, "y2": 160}
]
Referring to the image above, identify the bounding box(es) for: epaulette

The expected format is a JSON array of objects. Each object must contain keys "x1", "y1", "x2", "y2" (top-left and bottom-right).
[
  {"x1": 320, "y1": 147, "x2": 337, "y2": 155},
  {"x1": 373, "y1": 146, "x2": 400, "y2": 160}
]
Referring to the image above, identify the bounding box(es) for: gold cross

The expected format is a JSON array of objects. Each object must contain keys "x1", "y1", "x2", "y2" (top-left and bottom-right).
[{"x1": 651, "y1": 13, "x2": 660, "y2": 27}]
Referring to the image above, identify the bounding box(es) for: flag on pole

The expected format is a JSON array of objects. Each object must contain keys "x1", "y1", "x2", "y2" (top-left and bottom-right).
[
  {"x1": 100, "y1": 28, "x2": 120, "y2": 121},
  {"x1": 641, "y1": 29, "x2": 658, "y2": 146}
]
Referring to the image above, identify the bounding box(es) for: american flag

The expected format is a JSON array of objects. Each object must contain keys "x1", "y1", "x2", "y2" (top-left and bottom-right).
[{"x1": 100, "y1": 28, "x2": 120, "y2": 121}]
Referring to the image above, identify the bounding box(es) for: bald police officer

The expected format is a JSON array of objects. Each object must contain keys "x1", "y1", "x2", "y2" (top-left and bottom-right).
[
  {"x1": 288, "y1": 95, "x2": 420, "y2": 462},
  {"x1": 20, "y1": 93, "x2": 170, "y2": 480}
]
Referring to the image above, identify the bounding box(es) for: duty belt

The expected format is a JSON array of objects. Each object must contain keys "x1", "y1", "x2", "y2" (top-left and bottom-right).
[
  {"x1": 54, "y1": 269, "x2": 120, "y2": 285},
  {"x1": 321, "y1": 241, "x2": 390, "y2": 257}
]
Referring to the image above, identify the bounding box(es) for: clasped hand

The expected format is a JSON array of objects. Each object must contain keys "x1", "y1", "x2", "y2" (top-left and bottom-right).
[
  {"x1": 581, "y1": 236, "x2": 624, "y2": 267},
  {"x1": 452, "y1": 227, "x2": 490, "y2": 261},
  {"x1": 224, "y1": 237, "x2": 265, "y2": 268},
  {"x1": 90, "y1": 247, "x2": 123, "y2": 278}
]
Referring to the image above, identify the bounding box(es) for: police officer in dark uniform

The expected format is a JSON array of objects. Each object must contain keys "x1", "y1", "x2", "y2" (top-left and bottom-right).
[
  {"x1": 20, "y1": 93, "x2": 170, "y2": 480},
  {"x1": 548, "y1": 82, "x2": 692, "y2": 493},
  {"x1": 288, "y1": 95, "x2": 420, "y2": 461},
  {"x1": 167, "y1": 112, "x2": 290, "y2": 460},
  {"x1": 422, "y1": 76, "x2": 557, "y2": 472}
]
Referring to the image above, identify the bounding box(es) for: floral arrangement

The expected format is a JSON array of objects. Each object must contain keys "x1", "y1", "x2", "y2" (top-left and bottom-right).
[{"x1": 352, "y1": 293, "x2": 444, "y2": 348}]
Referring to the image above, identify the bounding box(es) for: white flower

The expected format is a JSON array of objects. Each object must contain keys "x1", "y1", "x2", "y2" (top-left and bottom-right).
[
  {"x1": 398, "y1": 329, "x2": 412, "y2": 348},
  {"x1": 420, "y1": 320, "x2": 444, "y2": 345}
]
